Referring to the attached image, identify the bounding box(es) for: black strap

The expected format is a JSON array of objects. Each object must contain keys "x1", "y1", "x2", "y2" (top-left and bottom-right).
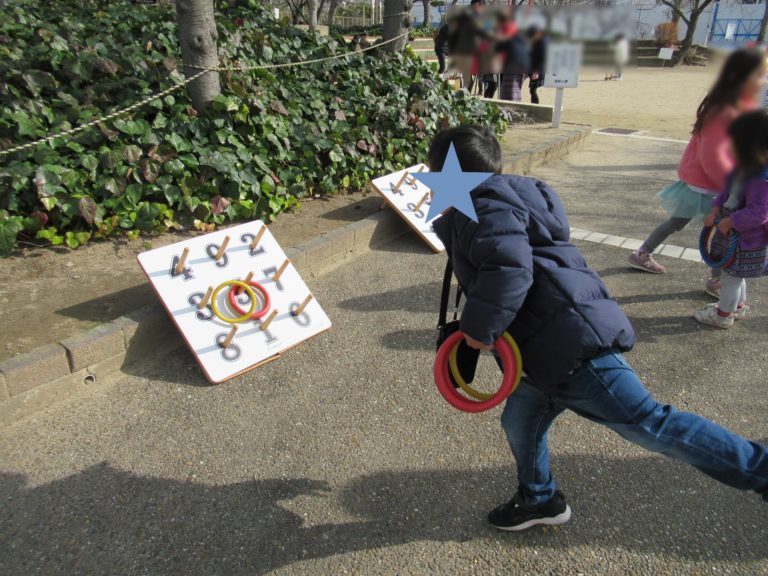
[{"x1": 438, "y1": 259, "x2": 463, "y2": 328}]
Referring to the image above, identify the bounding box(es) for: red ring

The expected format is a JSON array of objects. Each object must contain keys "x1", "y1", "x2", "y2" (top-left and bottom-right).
[
  {"x1": 227, "y1": 281, "x2": 271, "y2": 320},
  {"x1": 434, "y1": 330, "x2": 520, "y2": 413}
]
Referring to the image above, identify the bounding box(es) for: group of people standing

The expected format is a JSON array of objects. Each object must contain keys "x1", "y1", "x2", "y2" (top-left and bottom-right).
[{"x1": 434, "y1": 0, "x2": 547, "y2": 103}]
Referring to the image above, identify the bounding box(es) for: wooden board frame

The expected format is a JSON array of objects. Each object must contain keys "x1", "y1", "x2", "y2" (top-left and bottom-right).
[
  {"x1": 371, "y1": 163, "x2": 445, "y2": 253},
  {"x1": 137, "y1": 221, "x2": 332, "y2": 384}
]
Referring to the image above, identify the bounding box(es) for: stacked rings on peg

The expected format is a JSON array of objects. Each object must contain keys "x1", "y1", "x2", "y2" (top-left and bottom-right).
[
  {"x1": 434, "y1": 331, "x2": 523, "y2": 413},
  {"x1": 228, "y1": 280, "x2": 271, "y2": 321},
  {"x1": 211, "y1": 280, "x2": 258, "y2": 324}
]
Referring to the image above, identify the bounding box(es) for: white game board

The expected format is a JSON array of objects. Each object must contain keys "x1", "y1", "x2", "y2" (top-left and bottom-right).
[
  {"x1": 371, "y1": 164, "x2": 445, "y2": 253},
  {"x1": 137, "y1": 221, "x2": 332, "y2": 383}
]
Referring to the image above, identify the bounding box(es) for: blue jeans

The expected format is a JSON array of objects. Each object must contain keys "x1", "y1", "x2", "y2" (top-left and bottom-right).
[{"x1": 500, "y1": 350, "x2": 768, "y2": 505}]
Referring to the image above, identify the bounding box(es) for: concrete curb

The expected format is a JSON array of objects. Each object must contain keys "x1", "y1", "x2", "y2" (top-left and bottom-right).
[{"x1": 0, "y1": 126, "x2": 590, "y2": 426}]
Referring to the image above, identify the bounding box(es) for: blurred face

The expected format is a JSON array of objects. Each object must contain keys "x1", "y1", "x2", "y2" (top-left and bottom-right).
[{"x1": 742, "y1": 61, "x2": 767, "y2": 100}]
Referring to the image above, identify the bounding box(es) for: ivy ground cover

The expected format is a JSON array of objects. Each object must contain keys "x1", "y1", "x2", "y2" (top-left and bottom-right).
[{"x1": 0, "y1": 0, "x2": 506, "y2": 255}]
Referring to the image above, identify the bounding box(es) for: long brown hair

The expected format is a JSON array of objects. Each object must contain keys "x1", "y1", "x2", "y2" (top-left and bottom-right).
[{"x1": 692, "y1": 49, "x2": 764, "y2": 134}]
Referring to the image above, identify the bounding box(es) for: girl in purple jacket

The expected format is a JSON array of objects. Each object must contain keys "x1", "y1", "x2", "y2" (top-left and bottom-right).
[{"x1": 695, "y1": 110, "x2": 768, "y2": 329}]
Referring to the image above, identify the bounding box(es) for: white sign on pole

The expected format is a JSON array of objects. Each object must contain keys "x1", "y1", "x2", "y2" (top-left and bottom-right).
[
  {"x1": 543, "y1": 42, "x2": 583, "y2": 89},
  {"x1": 658, "y1": 47, "x2": 674, "y2": 60},
  {"x1": 543, "y1": 42, "x2": 582, "y2": 128}
]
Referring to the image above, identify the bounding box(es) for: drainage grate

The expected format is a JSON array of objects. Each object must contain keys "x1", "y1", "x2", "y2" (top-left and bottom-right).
[{"x1": 598, "y1": 127, "x2": 639, "y2": 135}]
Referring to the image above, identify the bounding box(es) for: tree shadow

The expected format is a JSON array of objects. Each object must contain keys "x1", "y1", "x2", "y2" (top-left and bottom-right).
[
  {"x1": 2, "y1": 455, "x2": 765, "y2": 575},
  {"x1": 626, "y1": 315, "x2": 702, "y2": 343},
  {"x1": 338, "y1": 281, "x2": 443, "y2": 314}
]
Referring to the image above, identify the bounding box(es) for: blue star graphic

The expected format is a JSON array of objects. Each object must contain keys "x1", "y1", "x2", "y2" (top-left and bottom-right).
[{"x1": 412, "y1": 143, "x2": 493, "y2": 223}]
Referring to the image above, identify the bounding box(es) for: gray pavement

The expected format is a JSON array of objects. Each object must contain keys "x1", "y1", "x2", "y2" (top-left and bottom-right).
[{"x1": 2, "y1": 133, "x2": 767, "y2": 575}]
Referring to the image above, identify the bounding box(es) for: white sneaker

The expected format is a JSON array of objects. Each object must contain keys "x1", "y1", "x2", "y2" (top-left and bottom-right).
[
  {"x1": 706, "y1": 303, "x2": 749, "y2": 321},
  {"x1": 694, "y1": 306, "x2": 735, "y2": 329}
]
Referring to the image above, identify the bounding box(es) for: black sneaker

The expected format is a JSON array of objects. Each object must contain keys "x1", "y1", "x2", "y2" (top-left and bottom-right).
[{"x1": 488, "y1": 491, "x2": 571, "y2": 532}]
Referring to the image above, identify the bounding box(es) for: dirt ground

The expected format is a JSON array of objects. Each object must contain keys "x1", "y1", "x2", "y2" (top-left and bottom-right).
[
  {"x1": 536, "y1": 64, "x2": 718, "y2": 140},
  {"x1": 0, "y1": 193, "x2": 381, "y2": 361}
]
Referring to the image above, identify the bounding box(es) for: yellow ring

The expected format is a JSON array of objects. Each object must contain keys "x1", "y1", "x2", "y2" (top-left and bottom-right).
[
  {"x1": 210, "y1": 280, "x2": 257, "y2": 324},
  {"x1": 449, "y1": 332, "x2": 523, "y2": 400}
]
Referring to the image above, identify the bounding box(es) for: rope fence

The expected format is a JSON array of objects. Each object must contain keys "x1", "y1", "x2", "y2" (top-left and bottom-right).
[{"x1": 0, "y1": 31, "x2": 410, "y2": 159}]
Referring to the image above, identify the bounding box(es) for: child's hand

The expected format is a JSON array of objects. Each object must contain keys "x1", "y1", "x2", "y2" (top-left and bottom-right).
[
  {"x1": 465, "y1": 335, "x2": 494, "y2": 351},
  {"x1": 717, "y1": 217, "x2": 734, "y2": 236}
]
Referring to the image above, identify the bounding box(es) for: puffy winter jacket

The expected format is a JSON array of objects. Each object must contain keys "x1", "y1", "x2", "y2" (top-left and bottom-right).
[{"x1": 432, "y1": 174, "x2": 636, "y2": 388}]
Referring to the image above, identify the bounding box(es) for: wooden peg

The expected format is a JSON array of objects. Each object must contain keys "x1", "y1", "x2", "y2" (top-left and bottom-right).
[
  {"x1": 198, "y1": 286, "x2": 213, "y2": 309},
  {"x1": 215, "y1": 235, "x2": 231, "y2": 261},
  {"x1": 175, "y1": 247, "x2": 190, "y2": 274},
  {"x1": 416, "y1": 165, "x2": 426, "y2": 173},
  {"x1": 273, "y1": 259, "x2": 290, "y2": 283},
  {"x1": 260, "y1": 309, "x2": 278, "y2": 332},
  {"x1": 237, "y1": 271, "x2": 254, "y2": 295},
  {"x1": 414, "y1": 192, "x2": 429, "y2": 212},
  {"x1": 393, "y1": 172, "x2": 409, "y2": 192},
  {"x1": 251, "y1": 226, "x2": 266, "y2": 250},
  {"x1": 379, "y1": 200, "x2": 388, "y2": 211},
  {"x1": 292, "y1": 294, "x2": 313, "y2": 316},
  {"x1": 221, "y1": 325, "x2": 239, "y2": 348}
]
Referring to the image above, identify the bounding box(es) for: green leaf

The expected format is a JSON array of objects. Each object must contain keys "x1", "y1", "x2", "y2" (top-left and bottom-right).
[
  {"x1": 142, "y1": 160, "x2": 161, "y2": 183},
  {"x1": 125, "y1": 184, "x2": 142, "y2": 206},
  {"x1": 260, "y1": 174, "x2": 275, "y2": 195},
  {"x1": 135, "y1": 203, "x2": 161, "y2": 231},
  {"x1": 81, "y1": 155, "x2": 99, "y2": 171},
  {"x1": 78, "y1": 197, "x2": 98, "y2": 226},
  {"x1": 124, "y1": 145, "x2": 143, "y2": 163},
  {"x1": 166, "y1": 133, "x2": 192, "y2": 153},
  {"x1": 0, "y1": 220, "x2": 22, "y2": 257}
]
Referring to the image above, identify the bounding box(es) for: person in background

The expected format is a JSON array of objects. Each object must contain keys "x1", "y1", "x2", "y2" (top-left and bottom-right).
[
  {"x1": 496, "y1": 11, "x2": 529, "y2": 102},
  {"x1": 527, "y1": 25, "x2": 547, "y2": 104},
  {"x1": 694, "y1": 111, "x2": 768, "y2": 329},
  {"x1": 448, "y1": 0, "x2": 486, "y2": 90},
  {"x1": 434, "y1": 20, "x2": 452, "y2": 75},
  {"x1": 628, "y1": 49, "x2": 765, "y2": 298},
  {"x1": 612, "y1": 33, "x2": 630, "y2": 80}
]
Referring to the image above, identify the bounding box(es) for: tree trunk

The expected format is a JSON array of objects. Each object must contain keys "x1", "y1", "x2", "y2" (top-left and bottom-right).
[
  {"x1": 759, "y1": 1, "x2": 768, "y2": 42},
  {"x1": 383, "y1": 0, "x2": 411, "y2": 52},
  {"x1": 327, "y1": 0, "x2": 340, "y2": 30},
  {"x1": 670, "y1": 0, "x2": 683, "y2": 23},
  {"x1": 176, "y1": 0, "x2": 221, "y2": 112},
  {"x1": 422, "y1": 0, "x2": 430, "y2": 27},
  {"x1": 307, "y1": 0, "x2": 318, "y2": 29},
  {"x1": 675, "y1": 6, "x2": 700, "y2": 65}
]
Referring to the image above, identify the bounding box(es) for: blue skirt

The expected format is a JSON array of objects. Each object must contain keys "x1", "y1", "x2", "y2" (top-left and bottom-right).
[{"x1": 658, "y1": 181, "x2": 715, "y2": 220}]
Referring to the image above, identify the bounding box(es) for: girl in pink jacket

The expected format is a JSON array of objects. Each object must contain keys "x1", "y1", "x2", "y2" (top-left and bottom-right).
[
  {"x1": 629, "y1": 49, "x2": 765, "y2": 297},
  {"x1": 695, "y1": 111, "x2": 768, "y2": 329}
]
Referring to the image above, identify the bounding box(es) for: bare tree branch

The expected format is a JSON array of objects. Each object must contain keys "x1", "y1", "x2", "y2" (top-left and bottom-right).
[{"x1": 660, "y1": 0, "x2": 689, "y2": 25}]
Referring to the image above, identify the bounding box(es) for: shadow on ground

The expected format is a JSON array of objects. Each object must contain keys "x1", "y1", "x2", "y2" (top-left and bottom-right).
[{"x1": 2, "y1": 457, "x2": 765, "y2": 575}]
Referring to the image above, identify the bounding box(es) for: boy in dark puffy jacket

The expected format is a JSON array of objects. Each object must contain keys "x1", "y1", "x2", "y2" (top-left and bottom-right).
[{"x1": 430, "y1": 125, "x2": 768, "y2": 532}]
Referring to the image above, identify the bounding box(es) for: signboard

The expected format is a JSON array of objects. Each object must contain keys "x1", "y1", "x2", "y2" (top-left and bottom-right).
[
  {"x1": 543, "y1": 42, "x2": 583, "y2": 89},
  {"x1": 137, "y1": 221, "x2": 332, "y2": 383},
  {"x1": 658, "y1": 47, "x2": 674, "y2": 60},
  {"x1": 371, "y1": 164, "x2": 445, "y2": 253}
]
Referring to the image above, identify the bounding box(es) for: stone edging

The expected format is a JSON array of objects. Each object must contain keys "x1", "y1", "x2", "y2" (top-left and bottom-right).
[{"x1": 0, "y1": 125, "x2": 591, "y2": 426}]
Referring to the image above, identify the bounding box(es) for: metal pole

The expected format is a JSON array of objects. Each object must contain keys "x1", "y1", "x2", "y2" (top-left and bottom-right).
[
  {"x1": 708, "y1": 0, "x2": 720, "y2": 43},
  {"x1": 552, "y1": 87, "x2": 564, "y2": 128}
]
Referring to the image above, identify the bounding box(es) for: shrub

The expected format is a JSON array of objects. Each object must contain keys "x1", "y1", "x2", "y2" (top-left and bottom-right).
[
  {"x1": 655, "y1": 22, "x2": 678, "y2": 48},
  {"x1": 0, "y1": 0, "x2": 506, "y2": 255}
]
